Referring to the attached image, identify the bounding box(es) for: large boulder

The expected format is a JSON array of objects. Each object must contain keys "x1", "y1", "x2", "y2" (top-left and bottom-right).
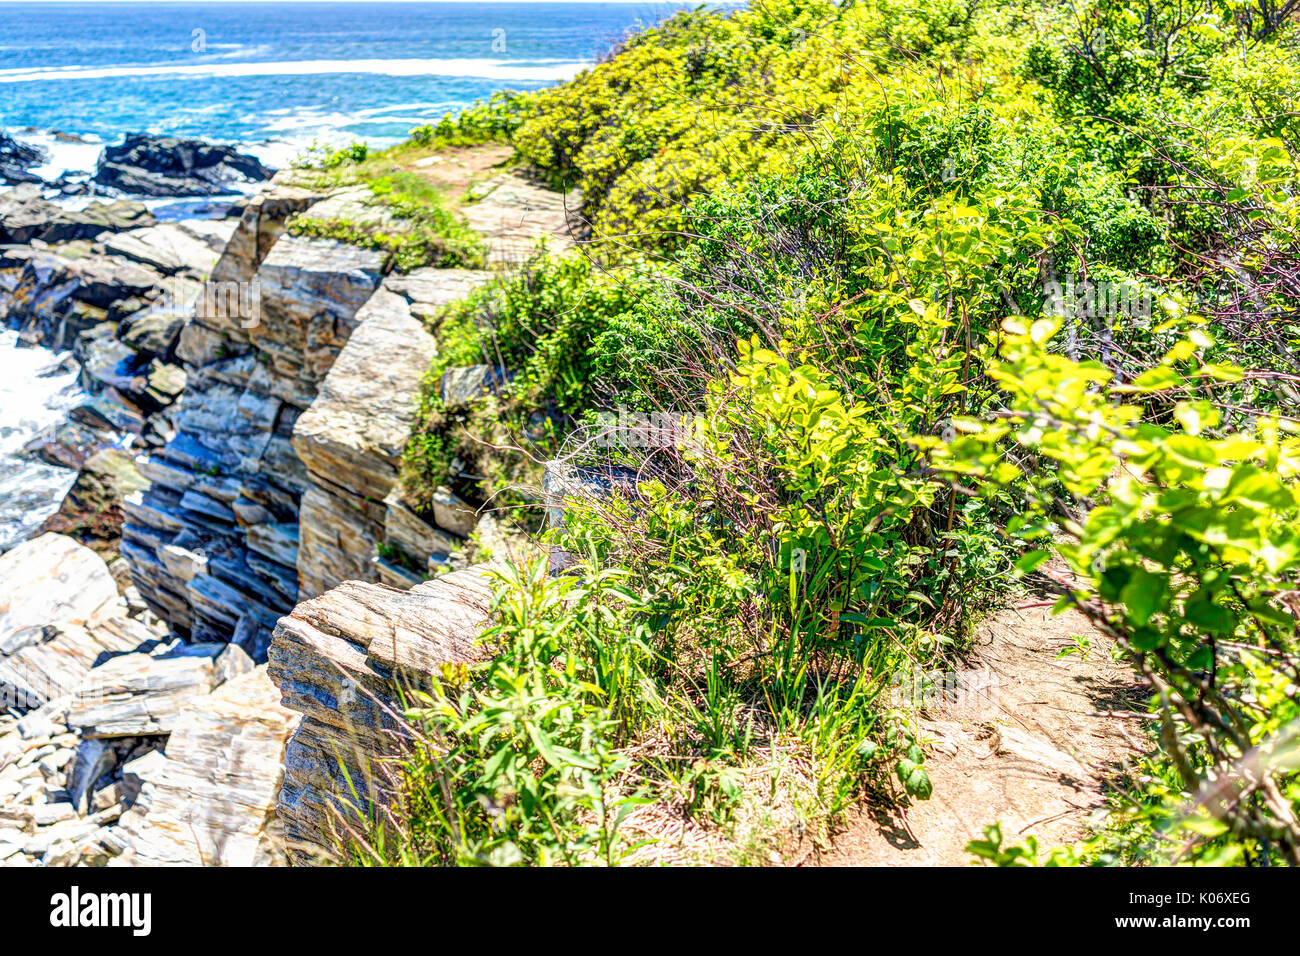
[
  {"x1": 93, "y1": 134, "x2": 273, "y2": 198},
  {"x1": 0, "y1": 131, "x2": 47, "y2": 186},
  {"x1": 0, "y1": 185, "x2": 154, "y2": 245},
  {"x1": 0, "y1": 534, "x2": 148, "y2": 711}
]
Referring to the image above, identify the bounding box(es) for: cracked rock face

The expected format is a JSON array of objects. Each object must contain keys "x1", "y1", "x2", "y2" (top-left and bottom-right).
[
  {"x1": 3, "y1": 150, "x2": 577, "y2": 866},
  {"x1": 266, "y1": 567, "x2": 493, "y2": 861},
  {"x1": 292, "y1": 287, "x2": 439, "y2": 599}
]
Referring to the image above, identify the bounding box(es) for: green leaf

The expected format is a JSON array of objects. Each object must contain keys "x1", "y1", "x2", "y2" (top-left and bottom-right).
[
  {"x1": 1119, "y1": 567, "x2": 1166, "y2": 627},
  {"x1": 904, "y1": 765, "x2": 932, "y2": 799},
  {"x1": 1015, "y1": 549, "x2": 1050, "y2": 574},
  {"x1": 1124, "y1": 366, "x2": 1182, "y2": 392}
]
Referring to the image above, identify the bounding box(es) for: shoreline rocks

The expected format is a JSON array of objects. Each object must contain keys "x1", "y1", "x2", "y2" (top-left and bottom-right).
[
  {"x1": 93, "y1": 134, "x2": 274, "y2": 198},
  {"x1": 0, "y1": 133, "x2": 47, "y2": 187},
  {"x1": 0, "y1": 184, "x2": 154, "y2": 245},
  {"x1": 0, "y1": 534, "x2": 295, "y2": 867}
]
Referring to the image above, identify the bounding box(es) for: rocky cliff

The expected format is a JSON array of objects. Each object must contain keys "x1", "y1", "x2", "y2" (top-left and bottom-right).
[
  {"x1": 120, "y1": 175, "x2": 510, "y2": 658},
  {"x1": 266, "y1": 567, "x2": 493, "y2": 860},
  {"x1": 0, "y1": 181, "x2": 239, "y2": 565},
  {"x1": 1, "y1": 152, "x2": 577, "y2": 866}
]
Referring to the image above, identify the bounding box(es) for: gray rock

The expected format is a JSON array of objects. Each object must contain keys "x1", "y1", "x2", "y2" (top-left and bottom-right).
[
  {"x1": 439, "y1": 364, "x2": 510, "y2": 409},
  {"x1": 93, "y1": 134, "x2": 274, "y2": 198},
  {"x1": 0, "y1": 535, "x2": 144, "y2": 712},
  {"x1": 431, "y1": 485, "x2": 478, "y2": 538},
  {"x1": 112, "y1": 667, "x2": 298, "y2": 866},
  {"x1": 0, "y1": 185, "x2": 154, "y2": 244},
  {"x1": 67, "y1": 641, "x2": 253, "y2": 737},
  {"x1": 266, "y1": 567, "x2": 494, "y2": 861},
  {"x1": 101, "y1": 224, "x2": 225, "y2": 276},
  {"x1": 290, "y1": 289, "x2": 440, "y2": 598}
]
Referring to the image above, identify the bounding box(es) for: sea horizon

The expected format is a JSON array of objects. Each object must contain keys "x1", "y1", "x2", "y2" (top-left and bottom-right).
[{"x1": 0, "y1": 1, "x2": 736, "y2": 174}]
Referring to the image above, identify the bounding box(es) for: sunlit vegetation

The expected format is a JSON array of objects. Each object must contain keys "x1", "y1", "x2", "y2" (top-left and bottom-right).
[{"x1": 343, "y1": 0, "x2": 1300, "y2": 866}]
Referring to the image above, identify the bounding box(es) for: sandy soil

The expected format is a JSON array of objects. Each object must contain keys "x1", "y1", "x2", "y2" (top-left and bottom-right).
[
  {"x1": 814, "y1": 596, "x2": 1149, "y2": 866},
  {"x1": 401, "y1": 143, "x2": 516, "y2": 201}
]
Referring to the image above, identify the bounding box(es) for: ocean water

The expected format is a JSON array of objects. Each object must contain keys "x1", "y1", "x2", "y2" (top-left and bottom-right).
[
  {"x1": 0, "y1": 1, "x2": 718, "y2": 168},
  {"x1": 0, "y1": 330, "x2": 84, "y2": 550}
]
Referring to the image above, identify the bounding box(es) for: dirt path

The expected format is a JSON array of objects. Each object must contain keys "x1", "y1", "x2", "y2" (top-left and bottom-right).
[
  {"x1": 403, "y1": 145, "x2": 582, "y2": 267},
  {"x1": 816, "y1": 596, "x2": 1149, "y2": 866},
  {"x1": 401, "y1": 143, "x2": 516, "y2": 200}
]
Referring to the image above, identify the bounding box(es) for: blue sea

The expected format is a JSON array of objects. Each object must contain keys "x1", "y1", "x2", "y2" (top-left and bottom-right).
[{"x1": 0, "y1": 1, "x2": 726, "y2": 171}]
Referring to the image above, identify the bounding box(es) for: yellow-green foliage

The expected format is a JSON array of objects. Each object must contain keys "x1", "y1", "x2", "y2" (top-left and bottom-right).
[
  {"x1": 511, "y1": 0, "x2": 991, "y2": 245},
  {"x1": 365, "y1": 0, "x2": 1300, "y2": 867},
  {"x1": 933, "y1": 317, "x2": 1300, "y2": 865}
]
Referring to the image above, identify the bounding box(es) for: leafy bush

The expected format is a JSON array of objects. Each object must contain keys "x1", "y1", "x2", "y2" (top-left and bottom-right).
[
  {"x1": 931, "y1": 317, "x2": 1300, "y2": 865},
  {"x1": 293, "y1": 140, "x2": 369, "y2": 170},
  {"x1": 408, "y1": 91, "x2": 531, "y2": 149},
  {"x1": 370, "y1": 0, "x2": 1300, "y2": 866}
]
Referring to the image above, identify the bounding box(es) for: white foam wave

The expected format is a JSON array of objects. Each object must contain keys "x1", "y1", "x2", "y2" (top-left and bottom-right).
[
  {"x1": 0, "y1": 330, "x2": 84, "y2": 550},
  {"x1": 0, "y1": 57, "x2": 589, "y2": 84},
  {"x1": 13, "y1": 131, "x2": 105, "y2": 181}
]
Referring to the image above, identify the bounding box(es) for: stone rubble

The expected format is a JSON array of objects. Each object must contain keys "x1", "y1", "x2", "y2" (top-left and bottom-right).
[{"x1": 0, "y1": 534, "x2": 290, "y2": 867}]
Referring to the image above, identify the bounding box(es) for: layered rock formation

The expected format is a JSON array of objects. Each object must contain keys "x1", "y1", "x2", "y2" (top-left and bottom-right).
[
  {"x1": 0, "y1": 534, "x2": 294, "y2": 867},
  {"x1": 111, "y1": 667, "x2": 299, "y2": 866},
  {"x1": 1, "y1": 182, "x2": 241, "y2": 565},
  {"x1": 293, "y1": 269, "x2": 492, "y2": 597},
  {"x1": 119, "y1": 177, "x2": 349, "y2": 649},
  {"x1": 266, "y1": 566, "x2": 493, "y2": 860},
  {"x1": 120, "y1": 176, "x2": 503, "y2": 656},
  {"x1": 3, "y1": 146, "x2": 579, "y2": 867}
]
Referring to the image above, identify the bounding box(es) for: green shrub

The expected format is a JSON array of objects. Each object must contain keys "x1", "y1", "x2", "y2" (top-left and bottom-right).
[{"x1": 932, "y1": 317, "x2": 1300, "y2": 865}]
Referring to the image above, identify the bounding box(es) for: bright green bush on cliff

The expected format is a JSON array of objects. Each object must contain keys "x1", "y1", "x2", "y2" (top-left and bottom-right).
[
  {"x1": 400, "y1": 250, "x2": 658, "y2": 517},
  {"x1": 409, "y1": 91, "x2": 531, "y2": 149},
  {"x1": 932, "y1": 317, "x2": 1300, "y2": 866},
  {"x1": 510, "y1": 0, "x2": 985, "y2": 245},
  {"x1": 364, "y1": 0, "x2": 1300, "y2": 866}
]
